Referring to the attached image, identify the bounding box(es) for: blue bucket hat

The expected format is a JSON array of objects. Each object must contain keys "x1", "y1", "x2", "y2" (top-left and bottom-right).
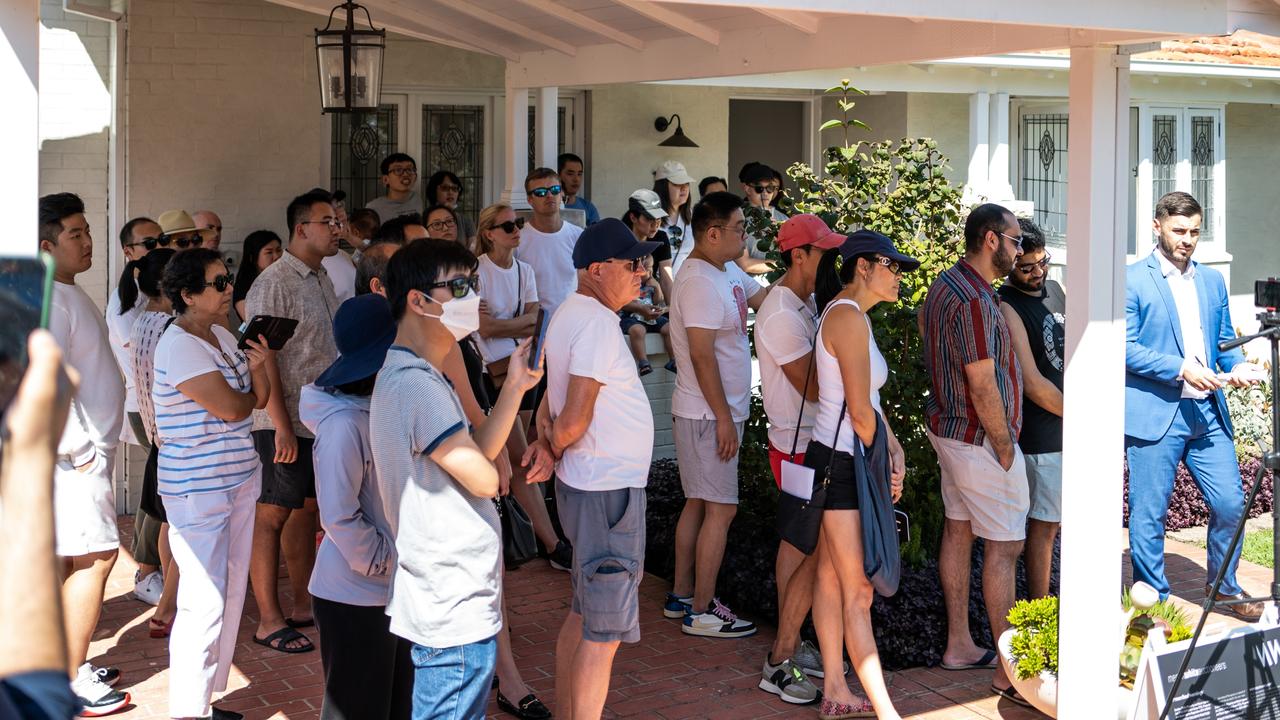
[
  {"x1": 838, "y1": 229, "x2": 921, "y2": 271},
  {"x1": 314, "y1": 294, "x2": 397, "y2": 388}
]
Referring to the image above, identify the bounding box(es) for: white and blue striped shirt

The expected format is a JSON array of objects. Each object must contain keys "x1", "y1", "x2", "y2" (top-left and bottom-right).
[{"x1": 152, "y1": 324, "x2": 259, "y2": 496}]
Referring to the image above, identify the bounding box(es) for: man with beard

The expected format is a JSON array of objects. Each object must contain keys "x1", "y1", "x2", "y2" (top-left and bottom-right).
[
  {"x1": 997, "y1": 220, "x2": 1064, "y2": 600},
  {"x1": 1125, "y1": 191, "x2": 1265, "y2": 620},
  {"x1": 920, "y1": 202, "x2": 1029, "y2": 705}
]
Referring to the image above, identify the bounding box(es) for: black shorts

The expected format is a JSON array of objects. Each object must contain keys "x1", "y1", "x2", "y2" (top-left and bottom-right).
[
  {"x1": 253, "y1": 429, "x2": 316, "y2": 509},
  {"x1": 803, "y1": 440, "x2": 859, "y2": 511},
  {"x1": 481, "y1": 372, "x2": 542, "y2": 414}
]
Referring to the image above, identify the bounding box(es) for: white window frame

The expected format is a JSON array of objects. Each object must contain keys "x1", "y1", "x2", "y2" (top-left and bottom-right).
[{"x1": 1134, "y1": 104, "x2": 1227, "y2": 261}]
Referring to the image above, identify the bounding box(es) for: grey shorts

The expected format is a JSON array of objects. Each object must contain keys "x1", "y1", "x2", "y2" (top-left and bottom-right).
[
  {"x1": 673, "y1": 416, "x2": 744, "y2": 504},
  {"x1": 555, "y1": 479, "x2": 646, "y2": 644},
  {"x1": 1024, "y1": 452, "x2": 1062, "y2": 523}
]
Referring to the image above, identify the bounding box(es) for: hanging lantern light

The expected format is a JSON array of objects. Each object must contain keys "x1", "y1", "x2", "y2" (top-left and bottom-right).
[{"x1": 315, "y1": 2, "x2": 385, "y2": 113}]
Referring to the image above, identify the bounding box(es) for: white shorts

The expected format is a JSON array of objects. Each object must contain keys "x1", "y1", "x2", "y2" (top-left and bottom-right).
[
  {"x1": 54, "y1": 448, "x2": 120, "y2": 557},
  {"x1": 926, "y1": 430, "x2": 1029, "y2": 542}
]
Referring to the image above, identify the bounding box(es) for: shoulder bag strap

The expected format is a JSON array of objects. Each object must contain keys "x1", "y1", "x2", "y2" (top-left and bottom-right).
[{"x1": 787, "y1": 347, "x2": 815, "y2": 460}]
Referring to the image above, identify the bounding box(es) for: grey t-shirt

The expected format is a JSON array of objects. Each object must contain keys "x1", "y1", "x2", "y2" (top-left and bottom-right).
[
  {"x1": 370, "y1": 346, "x2": 502, "y2": 648},
  {"x1": 365, "y1": 191, "x2": 422, "y2": 222}
]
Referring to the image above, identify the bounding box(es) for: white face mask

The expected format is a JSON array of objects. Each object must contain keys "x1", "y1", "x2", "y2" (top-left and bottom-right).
[{"x1": 435, "y1": 289, "x2": 481, "y2": 340}]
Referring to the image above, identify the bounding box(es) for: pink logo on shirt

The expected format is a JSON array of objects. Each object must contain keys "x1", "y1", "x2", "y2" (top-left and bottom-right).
[{"x1": 732, "y1": 283, "x2": 748, "y2": 334}]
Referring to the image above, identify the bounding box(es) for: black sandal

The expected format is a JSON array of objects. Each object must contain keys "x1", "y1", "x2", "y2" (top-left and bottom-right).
[
  {"x1": 252, "y1": 625, "x2": 314, "y2": 654},
  {"x1": 496, "y1": 691, "x2": 551, "y2": 720},
  {"x1": 285, "y1": 616, "x2": 315, "y2": 629}
]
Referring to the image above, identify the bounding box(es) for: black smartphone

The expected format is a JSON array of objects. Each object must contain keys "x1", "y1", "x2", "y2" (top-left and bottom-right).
[
  {"x1": 238, "y1": 314, "x2": 299, "y2": 351},
  {"x1": 528, "y1": 307, "x2": 550, "y2": 370},
  {"x1": 0, "y1": 254, "x2": 55, "y2": 410}
]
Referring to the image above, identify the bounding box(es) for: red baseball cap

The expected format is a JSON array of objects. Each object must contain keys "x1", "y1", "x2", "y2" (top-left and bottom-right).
[{"x1": 778, "y1": 214, "x2": 845, "y2": 253}]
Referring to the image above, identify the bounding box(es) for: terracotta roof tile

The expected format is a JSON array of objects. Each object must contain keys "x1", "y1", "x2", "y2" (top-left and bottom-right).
[{"x1": 1030, "y1": 31, "x2": 1280, "y2": 67}]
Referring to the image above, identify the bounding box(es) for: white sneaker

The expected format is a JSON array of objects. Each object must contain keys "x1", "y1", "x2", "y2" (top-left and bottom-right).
[
  {"x1": 793, "y1": 638, "x2": 850, "y2": 678},
  {"x1": 72, "y1": 664, "x2": 129, "y2": 717},
  {"x1": 681, "y1": 597, "x2": 757, "y2": 638},
  {"x1": 131, "y1": 570, "x2": 163, "y2": 606}
]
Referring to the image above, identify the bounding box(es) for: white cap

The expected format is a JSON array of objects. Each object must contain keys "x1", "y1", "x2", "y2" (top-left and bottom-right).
[{"x1": 654, "y1": 160, "x2": 694, "y2": 185}]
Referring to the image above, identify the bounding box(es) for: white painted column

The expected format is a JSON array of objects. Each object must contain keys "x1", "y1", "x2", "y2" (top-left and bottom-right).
[
  {"x1": 1058, "y1": 44, "x2": 1130, "y2": 719},
  {"x1": 988, "y1": 91, "x2": 1011, "y2": 194},
  {"x1": 535, "y1": 86, "x2": 558, "y2": 171},
  {"x1": 500, "y1": 76, "x2": 530, "y2": 210},
  {"x1": 967, "y1": 91, "x2": 991, "y2": 189},
  {"x1": 1, "y1": 0, "x2": 39, "y2": 257}
]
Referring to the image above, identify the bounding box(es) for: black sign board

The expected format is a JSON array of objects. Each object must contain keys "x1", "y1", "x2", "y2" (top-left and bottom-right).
[{"x1": 1154, "y1": 624, "x2": 1280, "y2": 719}]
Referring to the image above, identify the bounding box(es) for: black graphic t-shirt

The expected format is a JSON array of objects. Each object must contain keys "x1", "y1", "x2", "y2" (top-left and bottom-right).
[{"x1": 998, "y1": 279, "x2": 1065, "y2": 454}]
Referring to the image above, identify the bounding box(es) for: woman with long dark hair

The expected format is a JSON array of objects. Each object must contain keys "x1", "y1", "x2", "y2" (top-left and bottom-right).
[
  {"x1": 425, "y1": 170, "x2": 477, "y2": 244},
  {"x1": 232, "y1": 230, "x2": 283, "y2": 321},
  {"x1": 807, "y1": 231, "x2": 917, "y2": 720},
  {"x1": 652, "y1": 160, "x2": 694, "y2": 286}
]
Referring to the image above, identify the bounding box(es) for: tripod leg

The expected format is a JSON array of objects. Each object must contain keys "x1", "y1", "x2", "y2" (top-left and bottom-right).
[{"x1": 1158, "y1": 461, "x2": 1268, "y2": 720}]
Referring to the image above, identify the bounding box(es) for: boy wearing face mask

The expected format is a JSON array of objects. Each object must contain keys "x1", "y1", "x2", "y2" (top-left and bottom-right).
[{"x1": 370, "y1": 238, "x2": 546, "y2": 719}]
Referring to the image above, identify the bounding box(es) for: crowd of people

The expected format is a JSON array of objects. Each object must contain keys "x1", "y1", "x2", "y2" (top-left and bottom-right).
[{"x1": 7, "y1": 142, "x2": 1266, "y2": 720}]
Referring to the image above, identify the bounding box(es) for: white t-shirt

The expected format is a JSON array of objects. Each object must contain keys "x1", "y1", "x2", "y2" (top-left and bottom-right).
[
  {"x1": 50, "y1": 282, "x2": 125, "y2": 464},
  {"x1": 515, "y1": 219, "x2": 582, "y2": 319},
  {"x1": 755, "y1": 285, "x2": 817, "y2": 452},
  {"x1": 475, "y1": 254, "x2": 538, "y2": 364},
  {"x1": 669, "y1": 259, "x2": 761, "y2": 423},
  {"x1": 105, "y1": 282, "x2": 145, "y2": 418},
  {"x1": 545, "y1": 293, "x2": 654, "y2": 492},
  {"x1": 322, "y1": 252, "x2": 358, "y2": 304},
  {"x1": 152, "y1": 324, "x2": 258, "y2": 496}
]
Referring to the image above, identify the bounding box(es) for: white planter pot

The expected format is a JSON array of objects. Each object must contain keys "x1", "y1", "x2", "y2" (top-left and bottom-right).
[{"x1": 998, "y1": 627, "x2": 1058, "y2": 718}]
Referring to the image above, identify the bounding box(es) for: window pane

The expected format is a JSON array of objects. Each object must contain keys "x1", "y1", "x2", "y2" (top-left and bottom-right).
[
  {"x1": 330, "y1": 105, "x2": 398, "y2": 212},
  {"x1": 423, "y1": 104, "x2": 484, "y2": 226},
  {"x1": 1191, "y1": 114, "x2": 1215, "y2": 243},
  {"x1": 1020, "y1": 113, "x2": 1069, "y2": 247},
  {"x1": 1151, "y1": 114, "x2": 1178, "y2": 206}
]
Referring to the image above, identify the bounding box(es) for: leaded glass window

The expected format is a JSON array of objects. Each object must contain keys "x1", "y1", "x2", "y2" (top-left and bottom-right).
[
  {"x1": 527, "y1": 106, "x2": 567, "y2": 173},
  {"x1": 1020, "y1": 113, "x2": 1069, "y2": 247},
  {"x1": 423, "y1": 104, "x2": 485, "y2": 226},
  {"x1": 331, "y1": 104, "x2": 398, "y2": 212},
  {"x1": 1152, "y1": 114, "x2": 1178, "y2": 206},
  {"x1": 1191, "y1": 115, "x2": 1215, "y2": 243}
]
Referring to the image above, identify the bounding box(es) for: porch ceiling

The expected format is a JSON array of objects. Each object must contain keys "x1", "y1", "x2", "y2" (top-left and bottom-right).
[{"x1": 267, "y1": 0, "x2": 1280, "y2": 87}]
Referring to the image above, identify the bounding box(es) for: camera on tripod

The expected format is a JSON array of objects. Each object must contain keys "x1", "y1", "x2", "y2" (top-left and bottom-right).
[{"x1": 1256, "y1": 278, "x2": 1279, "y2": 327}]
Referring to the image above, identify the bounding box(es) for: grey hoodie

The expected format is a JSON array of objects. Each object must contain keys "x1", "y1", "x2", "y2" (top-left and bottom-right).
[{"x1": 299, "y1": 383, "x2": 394, "y2": 607}]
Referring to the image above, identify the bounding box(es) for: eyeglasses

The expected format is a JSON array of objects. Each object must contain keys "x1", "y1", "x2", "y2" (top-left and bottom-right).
[
  {"x1": 203, "y1": 273, "x2": 234, "y2": 293},
  {"x1": 751, "y1": 184, "x2": 780, "y2": 195},
  {"x1": 529, "y1": 185, "x2": 562, "y2": 198},
  {"x1": 1015, "y1": 254, "x2": 1052, "y2": 274},
  {"x1": 495, "y1": 218, "x2": 526, "y2": 234},
  {"x1": 427, "y1": 218, "x2": 457, "y2": 232},
  {"x1": 712, "y1": 224, "x2": 748, "y2": 238},
  {"x1": 218, "y1": 350, "x2": 248, "y2": 391},
  {"x1": 873, "y1": 256, "x2": 904, "y2": 277},
  {"x1": 386, "y1": 167, "x2": 417, "y2": 177},
  {"x1": 425, "y1": 274, "x2": 481, "y2": 299},
  {"x1": 125, "y1": 235, "x2": 167, "y2": 251},
  {"x1": 302, "y1": 219, "x2": 346, "y2": 230},
  {"x1": 438, "y1": 184, "x2": 461, "y2": 193},
  {"x1": 604, "y1": 258, "x2": 643, "y2": 272},
  {"x1": 998, "y1": 231, "x2": 1024, "y2": 252},
  {"x1": 168, "y1": 234, "x2": 204, "y2": 249}
]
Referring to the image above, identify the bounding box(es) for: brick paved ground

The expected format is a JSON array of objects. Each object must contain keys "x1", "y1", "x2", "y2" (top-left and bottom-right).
[{"x1": 93, "y1": 517, "x2": 1269, "y2": 719}]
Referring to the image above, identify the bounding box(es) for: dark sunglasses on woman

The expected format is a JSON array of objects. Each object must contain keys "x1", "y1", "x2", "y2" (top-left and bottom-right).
[
  {"x1": 204, "y1": 273, "x2": 234, "y2": 293},
  {"x1": 496, "y1": 218, "x2": 527, "y2": 234}
]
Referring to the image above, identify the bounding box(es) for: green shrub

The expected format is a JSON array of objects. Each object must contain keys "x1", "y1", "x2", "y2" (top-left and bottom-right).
[
  {"x1": 1226, "y1": 357, "x2": 1271, "y2": 462},
  {"x1": 745, "y1": 79, "x2": 964, "y2": 565},
  {"x1": 1007, "y1": 596, "x2": 1059, "y2": 680}
]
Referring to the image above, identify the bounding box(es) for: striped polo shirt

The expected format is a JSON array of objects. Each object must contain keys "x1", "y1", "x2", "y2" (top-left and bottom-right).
[
  {"x1": 921, "y1": 260, "x2": 1023, "y2": 446},
  {"x1": 152, "y1": 324, "x2": 259, "y2": 496}
]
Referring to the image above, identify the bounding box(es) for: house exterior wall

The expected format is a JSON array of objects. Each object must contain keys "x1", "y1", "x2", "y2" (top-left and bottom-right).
[
  {"x1": 907, "y1": 92, "x2": 971, "y2": 184},
  {"x1": 39, "y1": 0, "x2": 113, "y2": 308},
  {"x1": 819, "y1": 91, "x2": 908, "y2": 150},
  {"x1": 1224, "y1": 102, "x2": 1280, "y2": 297}
]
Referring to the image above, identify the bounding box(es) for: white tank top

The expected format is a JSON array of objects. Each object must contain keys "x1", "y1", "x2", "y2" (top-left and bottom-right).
[{"x1": 813, "y1": 298, "x2": 887, "y2": 453}]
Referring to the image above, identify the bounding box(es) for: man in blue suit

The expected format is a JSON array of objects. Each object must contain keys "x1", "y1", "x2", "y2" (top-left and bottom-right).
[{"x1": 1126, "y1": 191, "x2": 1266, "y2": 620}]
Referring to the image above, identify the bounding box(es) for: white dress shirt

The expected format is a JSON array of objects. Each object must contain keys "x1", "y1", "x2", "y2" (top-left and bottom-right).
[{"x1": 1154, "y1": 250, "x2": 1208, "y2": 400}]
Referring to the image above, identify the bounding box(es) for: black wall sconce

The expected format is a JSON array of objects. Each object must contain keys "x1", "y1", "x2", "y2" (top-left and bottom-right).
[{"x1": 654, "y1": 114, "x2": 699, "y2": 148}]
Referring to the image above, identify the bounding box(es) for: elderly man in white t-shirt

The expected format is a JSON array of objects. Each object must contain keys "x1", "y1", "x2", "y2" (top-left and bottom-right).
[
  {"x1": 666, "y1": 192, "x2": 767, "y2": 639},
  {"x1": 754, "y1": 215, "x2": 847, "y2": 704},
  {"x1": 525, "y1": 218, "x2": 659, "y2": 720}
]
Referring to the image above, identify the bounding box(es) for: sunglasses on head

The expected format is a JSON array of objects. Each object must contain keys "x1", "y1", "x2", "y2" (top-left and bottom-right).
[
  {"x1": 425, "y1": 274, "x2": 480, "y2": 299},
  {"x1": 169, "y1": 234, "x2": 204, "y2": 249},
  {"x1": 495, "y1": 218, "x2": 526, "y2": 234},
  {"x1": 529, "y1": 185, "x2": 562, "y2": 198},
  {"x1": 203, "y1": 273, "x2": 234, "y2": 293}
]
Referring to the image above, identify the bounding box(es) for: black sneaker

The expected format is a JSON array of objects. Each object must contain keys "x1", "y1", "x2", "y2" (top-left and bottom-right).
[
  {"x1": 205, "y1": 707, "x2": 244, "y2": 720},
  {"x1": 548, "y1": 541, "x2": 573, "y2": 572},
  {"x1": 88, "y1": 664, "x2": 121, "y2": 687}
]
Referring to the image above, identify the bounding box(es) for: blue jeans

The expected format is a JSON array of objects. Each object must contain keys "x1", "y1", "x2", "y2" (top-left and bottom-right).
[
  {"x1": 1126, "y1": 398, "x2": 1245, "y2": 599},
  {"x1": 409, "y1": 635, "x2": 497, "y2": 720}
]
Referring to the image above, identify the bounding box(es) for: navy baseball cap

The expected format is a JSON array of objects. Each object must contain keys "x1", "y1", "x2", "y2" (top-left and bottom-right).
[
  {"x1": 572, "y1": 217, "x2": 661, "y2": 269},
  {"x1": 314, "y1": 294, "x2": 396, "y2": 388},
  {"x1": 839, "y1": 229, "x2": 921, "y2": 271}
]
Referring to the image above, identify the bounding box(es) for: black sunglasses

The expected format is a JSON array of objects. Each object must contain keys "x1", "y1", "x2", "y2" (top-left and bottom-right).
[
  {"x1": 751, "y1": 184, "x2": 780, "y2": 194},
  {"x1": 203, "y1": 273, "x2": 234, "y2": 293},
  {"x1": 425, "y1": 274, "x2": 480, "y2": 299},
  {"x1": 668, "y1": 224, "x2": 684, "y2": 249},
  {"x1": 529, "y1": 185, "x2": 562, "y2": 198},
  {"x1": 496, "y1": 218, "x2": 526, "y2": 234},
  {"x1": 126, "y1": 235, "x2": 169, "y2": 251},
  {"x1": 168, "y1": 234, "x2": 204, "y2": 249},
  {"x1": 602, "y1": 258, "x2": 643, "y2": 272}
]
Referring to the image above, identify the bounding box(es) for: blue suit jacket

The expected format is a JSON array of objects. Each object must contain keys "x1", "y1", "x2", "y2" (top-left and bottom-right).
[{"x1": 1124, "y1": 252, "x2": 1243, "y2": 442}]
